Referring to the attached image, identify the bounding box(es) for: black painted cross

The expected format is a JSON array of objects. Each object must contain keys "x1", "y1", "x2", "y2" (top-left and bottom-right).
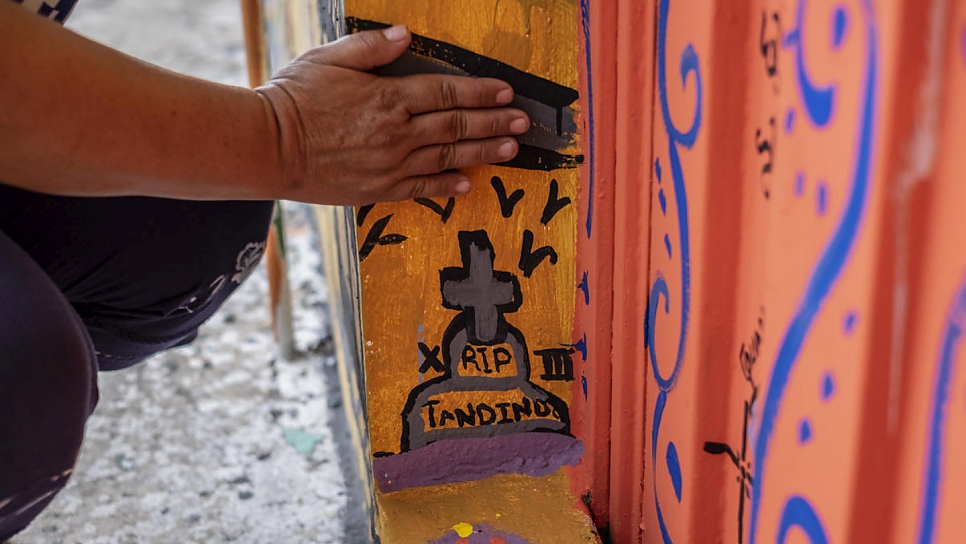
[{"x1": 441, "y1": 232, "x2": 521, "y2": 343}]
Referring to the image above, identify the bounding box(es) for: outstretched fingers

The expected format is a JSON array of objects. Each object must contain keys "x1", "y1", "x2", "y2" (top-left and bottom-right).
[
  {"x1": 396, "y1": 74, "x2": 515, "y2": 115},
  {"x1": 379, "y1": 171, "x2": 472, "y2": 201},
  {"x1": 403, "y1": 137, "x2": 519, "y2": 178},
  {"x1": 375, "y1": 137, "x2": 520, "y2": 202},
  {"x1": 408, "y1": 108, "x2": 529, "y2": 147}
]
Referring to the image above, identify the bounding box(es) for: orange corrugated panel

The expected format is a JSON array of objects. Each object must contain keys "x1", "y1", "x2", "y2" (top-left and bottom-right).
[
  {"x1": 891, "y1": 2, "x2": 966, "y2": 543},
  {"x1": 570, "y1": 0, "x2": 620, "y2": 534}
]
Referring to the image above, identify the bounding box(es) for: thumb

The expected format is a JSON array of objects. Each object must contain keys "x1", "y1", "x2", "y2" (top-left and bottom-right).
[{"x1": 322, "y1": 26, "x2": 411, "y2": 71}]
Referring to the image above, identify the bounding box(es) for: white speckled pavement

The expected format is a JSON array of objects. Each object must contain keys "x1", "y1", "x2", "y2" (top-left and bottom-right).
[{"x1": 12, "y1": 2, "x2": 349, "y2": 542}]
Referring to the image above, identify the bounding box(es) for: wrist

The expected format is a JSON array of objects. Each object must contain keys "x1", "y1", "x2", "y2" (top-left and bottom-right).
[{"x1": 253, "y1": 83, "x2": 308, "y2": 202}]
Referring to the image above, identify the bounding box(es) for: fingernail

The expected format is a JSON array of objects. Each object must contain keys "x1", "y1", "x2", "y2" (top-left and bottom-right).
[
  {"x1": 498, "y1": 140, "x2": 516, "y2": 159},
  {"x1": 383, "y1": 25, "x2": 409, "y2": 42},
  {"x1": 496, "y1": 88, "x2": 514, "y2": 105},
  {"x1": 510, "y1": 117, "x2": 529, "y2": 134},
  {"x1": 455, "y1": 178, "x2": 472, "y2": 194}
]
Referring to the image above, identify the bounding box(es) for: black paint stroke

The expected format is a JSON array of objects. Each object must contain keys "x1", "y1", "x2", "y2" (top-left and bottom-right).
[
  {"x1": 534, "y1": 348, "x2": 576, "y2": 382},
  {"x1": 499, "y1": 144, "x2": 584, "y2": 172},
  {"x1": 754, "y1": 117, "x2": 776, "y2": 199},
  {"x1": 759, "y1": 10, "x2": 780, "y2": 77},
  {"x1": 415, "y1": 197, "x2": 455, "y2": 224},
  {"x1": 418, "y1": 342, "x2": 445, "y2": 373},
  {"x1": 703, "y1": 309, "x2": 763, "y2": 544},
  {"x1": 490, "y1": 176, "x2": 525, "y2": 218},
  {"x1": 540, "y1": 179, "x2": 572, "y2": 225},
  {"x1": 759, "y1": 10, "x2": 784, "y2": 95},
  {"x1": 358, "y1": 214, "x2": 407, "y2": 262},
  {"x1": 346, "y1": 17, "x2": 584, "y2": 172},
  {"x1": 519, "y1": 230, "x2": 558, "y2": 278},
  {"x1": 347, "y1": 18, "x2": 577, "y2": 108},
  {"x1": 357, "y1": 204, "x2": 375, "y2": 227}
]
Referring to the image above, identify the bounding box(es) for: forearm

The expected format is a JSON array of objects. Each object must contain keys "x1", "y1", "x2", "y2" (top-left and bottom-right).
[{"x1": 0, "y1": 2, "x2": 281, "y2": 200}]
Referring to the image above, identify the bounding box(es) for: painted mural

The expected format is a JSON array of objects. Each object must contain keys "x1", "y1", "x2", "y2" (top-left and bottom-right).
[
  {"x1": 256, "y1": 0, "x2": 966, "y2": 542},
  {"x1": 632, "y1": 0, "x2": 966, "y2": 543},
  {"x1": 344, "y1": 0, "x2": 599, "y2": 542}
]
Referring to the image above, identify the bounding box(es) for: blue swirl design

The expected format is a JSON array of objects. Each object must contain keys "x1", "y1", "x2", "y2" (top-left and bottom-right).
[
  {"x1": 749, "y1": 1, "x2": 878, "y2": 543},
  {"x1": 915, "y1": 278, "x2": 966, "y2": 544},
  {"x1": 580, "y1": 0, "x2": 596, "y2": 238},
  {"x1": 784, "y1": 1, "x2": 837, "y2": 127},
  {"x1": 777, "y1": 496, "x2": 830, "y2": 544},
  {"x1": 646, "y1": 0, "x2": 701, "y2": 541}
]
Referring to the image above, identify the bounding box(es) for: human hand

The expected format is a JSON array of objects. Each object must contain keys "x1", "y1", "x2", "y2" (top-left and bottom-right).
[{"x1": 255, "y1": 25, "x2": 529, "y2": 205}]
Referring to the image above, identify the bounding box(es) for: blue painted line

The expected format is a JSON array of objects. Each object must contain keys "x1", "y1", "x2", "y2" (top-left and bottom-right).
[
  {"x1": 787, "y1": 0, "x2": 837, "y2": 127},
  {"x1": 656, "y1": 158, "x2": 663, "y2": 183},
  {"x1": 821, "y1": 372, "x2": 835, "y2": 401},
  {"x1": 659, "y1": 189, "x2": 668, "y2": 215},
  {"x1": 651, "y1": 390, "x2": 675, "y2": 544},
  {"x1": 574, "y1": 334, "x2": 588, "y2": 361},
  {"x1": 578, "y1": 271, "x2": 590, "y2": 305},
  {"x1": 795, "y1": 171, "x2": 806, "y2": 197},
  {"x1": 664, "y1": 234, "x2": 672, "y2": 259},
  {"x1": 915, "y1": 278, "x2": 966, "y2": 544},
  {"x1": 832, "y1": 5, "x2": 849, "y2": 49},
  {"x1": 648, "y1": 0, "x2": 700, "y2": 393},
  {"x1": 785, "y1": 108, "x2": 796, "y2": 133},
  {"x1": 646, "y1": 1, "x2": 701, "y2": 542},
  {"x1": 581, "y1": 375, "x2": 588, "y2": 401},
  {"x1": 749, "y1": 2, "x2": 878, "y2": 542},
  {"x1": 777, "y1": 496, "x2": 829, "y2": 544},
  {"x1": 666, "y1": 441, "x2": 683, "y2": 502},
  {"x1": 798, "y1": 419, "x2": 813, "y2": 444},
  {"x1": 843, "y1": 310, "x2": 858, "y2": 334},
  {"x1": 816, "y1": 182, "x2": 828, "y2": 215},
  {"x1": 580, "y1": 0, "x2": 596, "y2": 238}
]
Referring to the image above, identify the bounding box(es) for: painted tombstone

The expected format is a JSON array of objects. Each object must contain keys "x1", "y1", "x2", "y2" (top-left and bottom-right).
[
  {"x1": 345, "y1": 0, "x2": 598, "y2": 542},
  {"x1": 401, "y1": 230, "x2": 571, "y2": 453}
]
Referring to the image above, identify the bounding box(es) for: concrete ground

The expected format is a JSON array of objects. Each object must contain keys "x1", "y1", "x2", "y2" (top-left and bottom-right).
[{"x1": 13, "y1": 2, "x2": 351, "y2": 542}]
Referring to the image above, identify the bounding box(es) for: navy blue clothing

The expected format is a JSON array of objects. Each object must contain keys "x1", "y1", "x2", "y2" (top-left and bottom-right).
[
  {"x1": 0, "y1": 227, "x2": 96, "y2": 539},
  {"x1": 0, "y1": 186, "x2": 274, "y2": 371},
  {"x1": 0, "y1": 185, "x2": 273, "y2": 539}
]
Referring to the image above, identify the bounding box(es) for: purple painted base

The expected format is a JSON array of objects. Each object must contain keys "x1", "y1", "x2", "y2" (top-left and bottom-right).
[
  {"x1": 372, "y1": 433, "x2": 583, "y2": 493},
  {"x1": 429, "y1": 523, "x2": 532, "y2": 544}
]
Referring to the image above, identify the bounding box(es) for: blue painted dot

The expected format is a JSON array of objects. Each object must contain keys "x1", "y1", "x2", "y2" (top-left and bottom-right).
[
  {"x1": 574, "y1": 334, "x2": 588, "y2": 360},
  {"x1": 799, "y1": 419, "x2": 813, "y2": 444},
  {"x1": 816, "y1": 182, "x2": 828, "y2": 215},
  {"x1": 795, "y1": 172, "x2": 806, "y2": 197},
  {"x1": 581, "y1": 375, "x2": 588, "y2": 401},
  {"x1": 664, "y1": 234, "x2": 672, "y2": 259},
  {"x1": 832, "y1": 6, "x2": 848, "y2": 49},
  {"x1": 821, "y1": 373, "x2": 835, "y2": 402},
  {"x1": 843, "y1": 311, "x2": 858, "y2": 334},
  {"x1": 666, "y1": 442, "x2": 683, "y2": 502},
  {"x1": 655, "y1": 158, "x2": 663, "y2": 184},
  {"x1": 658, "y1": 189, "x2": 667, "y2": 215},
  {"x1": 784, "y1": 109, "x2": 796, "y2": 133}
]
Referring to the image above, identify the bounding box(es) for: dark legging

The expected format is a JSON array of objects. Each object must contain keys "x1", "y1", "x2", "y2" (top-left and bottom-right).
[{"x1": 0, "y1": 184, "x2": 273, "y2": 539}]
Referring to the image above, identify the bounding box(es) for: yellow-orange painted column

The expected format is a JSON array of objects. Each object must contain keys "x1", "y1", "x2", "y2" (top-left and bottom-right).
[{"x1": 342, "y1": 1, "x2": 601, "y2": 542}]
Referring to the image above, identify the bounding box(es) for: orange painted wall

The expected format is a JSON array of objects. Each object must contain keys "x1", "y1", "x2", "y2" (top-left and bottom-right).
[
  {"x1": 256, "y1": 0, "x2": 966, "y2": 541},
  {"x1": 582, "y1": 0, "x2": 966, "y2": 543}
]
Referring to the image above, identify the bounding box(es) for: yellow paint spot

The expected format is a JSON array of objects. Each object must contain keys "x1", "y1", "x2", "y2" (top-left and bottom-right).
[{"x1": 453, "y1": 522, "x2": 474, "y2": 538}]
